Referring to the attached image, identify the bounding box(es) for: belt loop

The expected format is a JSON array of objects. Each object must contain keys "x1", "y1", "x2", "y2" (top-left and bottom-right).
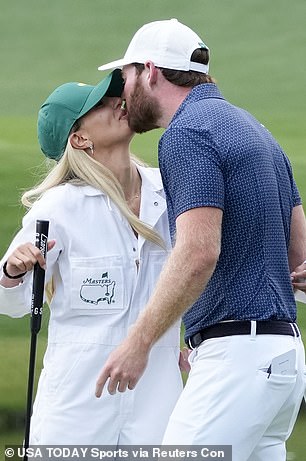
[{"x1": 250, "y1": 320, "x2": 257, "y2": 340}]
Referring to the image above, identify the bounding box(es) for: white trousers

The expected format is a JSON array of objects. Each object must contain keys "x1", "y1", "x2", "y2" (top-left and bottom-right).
[{"x1": 162, "y1": 328, "x2": 306, "y2": 461}]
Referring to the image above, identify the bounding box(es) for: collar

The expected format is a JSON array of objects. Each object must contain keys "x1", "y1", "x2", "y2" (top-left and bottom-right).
[
  {"x1": 136, "y1": 163, "x2": 164, "y2": 194},
  {"x1": 172, "y1": 83, "x2": 225, "y2": 123},
  {"x1": 80, "y1": 162, "x2": 163, "y2": 197}
]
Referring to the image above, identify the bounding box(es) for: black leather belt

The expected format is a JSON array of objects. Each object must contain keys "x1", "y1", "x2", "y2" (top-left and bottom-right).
[{"x1": 188, "y1": 320, "x2": 299, "y2": 349}]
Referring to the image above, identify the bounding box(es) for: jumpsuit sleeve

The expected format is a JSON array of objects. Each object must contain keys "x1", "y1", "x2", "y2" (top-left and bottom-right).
[{"x1": 0, "y1": 199, "x2": 63, "y2": 318}]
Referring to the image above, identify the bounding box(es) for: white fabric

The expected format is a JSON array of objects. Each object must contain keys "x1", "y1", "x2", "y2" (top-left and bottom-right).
[
  {"x1": 295, "y1": 289, "x2": 306, "y2": 303},
  {"x1": 0, "y1": 165, "x2": 183, "y2": 444},
  {"x1": 162, "y1": 331, "x2": 306, "y2": 461},
  {"x1": 0, "y1": 282, "x2": 31, "y2": 317},
  {"x1": 98, "y1": 19, "x2": 209, "y2": 74}
]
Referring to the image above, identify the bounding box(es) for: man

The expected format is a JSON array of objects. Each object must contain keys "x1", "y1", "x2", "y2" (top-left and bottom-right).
[{"x1": 96, "y1": 19, "x2": 306, "y2": 459}]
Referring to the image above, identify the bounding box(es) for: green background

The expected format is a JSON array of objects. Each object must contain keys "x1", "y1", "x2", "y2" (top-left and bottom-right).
[{"x1": 0, "y1": 0, "x2": 305, "y2": 459}]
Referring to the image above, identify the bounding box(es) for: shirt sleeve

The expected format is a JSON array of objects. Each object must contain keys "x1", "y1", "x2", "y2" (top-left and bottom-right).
[
  {"x1": 280, "y1": 150, "x2": 301, "y2": 206},
  {"x1": 159, "y1": 126, "x2": 225, "y2": 219}
]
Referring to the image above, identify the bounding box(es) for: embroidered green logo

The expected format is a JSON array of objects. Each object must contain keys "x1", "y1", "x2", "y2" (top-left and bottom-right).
[{"x1": 198, "y1": 41, "x2": 208, "y2": 49}]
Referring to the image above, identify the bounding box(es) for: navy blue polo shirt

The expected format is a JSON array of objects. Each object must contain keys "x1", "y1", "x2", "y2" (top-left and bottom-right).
[{"x1": 158, "y1": 83, "x2": 301, "y2": 342}]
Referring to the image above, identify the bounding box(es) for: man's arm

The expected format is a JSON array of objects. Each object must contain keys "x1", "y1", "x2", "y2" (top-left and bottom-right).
[
  {"x1": 95, "y1": 206, "x2": 223, "y2": 396},
  {"x1": 288, "y1": 205, "x2": 306, "y2": 271},
  {"x1": 289, "y1": 205, "x2": 306, "y2": 292}
]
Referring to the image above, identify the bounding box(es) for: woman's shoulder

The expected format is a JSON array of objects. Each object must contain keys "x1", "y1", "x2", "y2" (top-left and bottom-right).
[
  {"x1": 38, "y1": 183, "x2": 76, "y2": 206},
  {"x1": 29, "y1": 183, "x2": 97, "y2": 216},
  {"x1": 21, "y1": 183, "x2": 104, "y2": 237},
  {"x1": 39, "y1": 183, "x2": 102, "y2": 202}
]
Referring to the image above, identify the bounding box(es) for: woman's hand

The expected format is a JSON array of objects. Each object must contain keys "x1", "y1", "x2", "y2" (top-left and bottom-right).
[
  {"x1": 1, "y1": 240, "x2": 55, "y2": 287},
  {"x1": 179, "y1": 347, "x2": 191, "y2": 373}
]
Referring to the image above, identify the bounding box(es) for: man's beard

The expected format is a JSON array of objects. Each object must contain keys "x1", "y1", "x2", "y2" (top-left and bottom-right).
[{"x1": 127, "y1": 78, "x2": 162, "y2": 133}]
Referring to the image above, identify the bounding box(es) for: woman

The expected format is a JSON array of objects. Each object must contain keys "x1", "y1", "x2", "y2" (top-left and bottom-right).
[{"x1": 0, "y1": 70, "x2": 182, "y2": 444}]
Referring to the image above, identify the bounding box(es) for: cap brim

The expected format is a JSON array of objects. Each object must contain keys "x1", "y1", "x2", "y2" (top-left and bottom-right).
[
  {"x1": 80, "y1": 69, "x2": 124, "y2": 116},
  {"x1": 105, "y1": 68, "x2": 124, "y2": 97},
  {"x1": 98, "y1": 58, "x2": 126, "y2": 71}
]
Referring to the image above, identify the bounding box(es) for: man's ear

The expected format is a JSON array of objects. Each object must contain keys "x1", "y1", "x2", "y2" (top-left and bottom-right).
[
  {"x1": 69, "y1": 131, "x2": 91, "y2": 151},
  {"x1": 144, "y1": 61, "x2": 158, "y2": 86}
]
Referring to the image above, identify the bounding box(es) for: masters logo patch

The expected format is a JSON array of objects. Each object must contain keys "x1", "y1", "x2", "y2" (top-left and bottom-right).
[{"x1": 80, "y1": 272, "x2": 116, "y2": 305}]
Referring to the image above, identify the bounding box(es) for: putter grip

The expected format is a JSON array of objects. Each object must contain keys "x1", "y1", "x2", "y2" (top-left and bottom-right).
[{"x1": 31, "y1": 220, "x2": 49, "y2": 334}]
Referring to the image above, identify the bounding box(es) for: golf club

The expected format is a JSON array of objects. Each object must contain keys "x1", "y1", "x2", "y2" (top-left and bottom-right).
[{"x1": 23, "y1": 220, "x2": 49, "y2": 461}]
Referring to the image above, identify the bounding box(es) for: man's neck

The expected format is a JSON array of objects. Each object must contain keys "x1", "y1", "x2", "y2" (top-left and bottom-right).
[{"x1": 158, "y1": 84, "x2": 192, "y2": 128}]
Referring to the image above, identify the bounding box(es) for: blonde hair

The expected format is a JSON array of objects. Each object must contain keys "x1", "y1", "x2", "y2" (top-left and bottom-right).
[{"x1": 22, "y1": 143, "x2": 164, "y2": 248}]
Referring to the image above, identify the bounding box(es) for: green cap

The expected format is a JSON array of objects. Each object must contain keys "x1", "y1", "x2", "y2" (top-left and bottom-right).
[{"x1": 37, "y1": 69, "x2": 124, "y2": 161}]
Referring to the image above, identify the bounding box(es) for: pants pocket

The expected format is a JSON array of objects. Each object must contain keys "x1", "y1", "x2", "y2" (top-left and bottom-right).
[{"x1": 44, "y1": 342, "x2": 91, "y2": 395}]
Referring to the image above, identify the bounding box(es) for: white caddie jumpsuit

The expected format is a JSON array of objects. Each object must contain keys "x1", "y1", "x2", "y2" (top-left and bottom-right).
[{"x1": 0, "y1": 165, "x2": 183, "y2": 444}]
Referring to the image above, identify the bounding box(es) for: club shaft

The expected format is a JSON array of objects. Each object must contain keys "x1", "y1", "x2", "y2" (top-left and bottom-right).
[
  {"x1": 23, "y1": 220, "x2": 49, "y2": 459},
  {"x1": 23, "y1": 333, "x2": 37, "y2": 460}
]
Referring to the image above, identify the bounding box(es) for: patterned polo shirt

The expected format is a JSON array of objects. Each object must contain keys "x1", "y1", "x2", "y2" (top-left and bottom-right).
[{"x1": 158, "y1": 83, "x2": 301, "y2": 342}]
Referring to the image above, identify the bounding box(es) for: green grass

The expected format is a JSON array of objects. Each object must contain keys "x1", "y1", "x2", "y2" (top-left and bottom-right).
[
  {"x1": 0, "y1": 330, "x2": 47, "y2": 411},
  {"x1": 0, "y1": 0, "x2": 306, "y2": 456}
]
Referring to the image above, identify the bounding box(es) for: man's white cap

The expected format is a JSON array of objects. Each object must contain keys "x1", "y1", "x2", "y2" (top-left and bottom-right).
[{"x1": 98, "y1": 18, "x2": 209, "y2": 74}]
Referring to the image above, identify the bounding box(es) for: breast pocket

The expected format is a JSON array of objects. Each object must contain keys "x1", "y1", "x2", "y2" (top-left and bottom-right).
[{"x1": 70, "y1": 256, "x2": 128, "y2": 314}]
